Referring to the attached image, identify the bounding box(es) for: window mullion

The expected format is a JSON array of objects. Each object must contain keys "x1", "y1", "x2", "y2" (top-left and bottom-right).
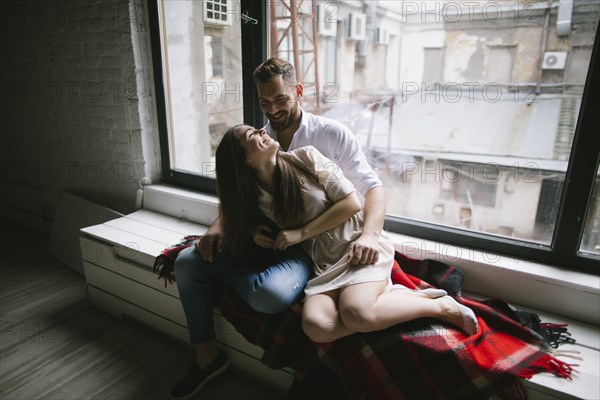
[
  {"x1": 552, "y1": 26, "x2": 600, "y2": 261},
  {"x1": 241, "y1": 0, "x2": 267, "y2": 126},
  {"x1": 147, "y1": 0, "x2": 171, "y2": 182}
]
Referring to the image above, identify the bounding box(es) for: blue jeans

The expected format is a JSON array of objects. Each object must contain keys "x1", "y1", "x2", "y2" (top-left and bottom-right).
[{"x1": 174, "y1": 243, "x2": 312, "y2": 344}]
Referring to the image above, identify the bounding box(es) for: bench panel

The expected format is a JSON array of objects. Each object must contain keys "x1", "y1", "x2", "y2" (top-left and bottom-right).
[
  {"x1": 84, "y1": 261, "x2": 187, "y2": 326},
  {"x1": 125, "y1": 209, "x2": 208, "y2": 236},
  {"x1": 81, "y1": 224, "x2": 166, "y2": 268},
  {"x1": 80, "y1": 237, "x2": 178, "y2": 296}
]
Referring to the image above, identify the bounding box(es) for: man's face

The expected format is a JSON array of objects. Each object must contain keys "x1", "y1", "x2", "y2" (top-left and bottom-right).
[{"x1": 256, "y1": 75, "x2": 302, "y2": 132}]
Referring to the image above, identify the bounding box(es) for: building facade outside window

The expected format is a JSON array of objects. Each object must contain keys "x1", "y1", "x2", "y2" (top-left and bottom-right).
[
  {"x1": 154, "y1": 0, "x2": 243, "y2": 176},
  {"x1": 149, "y1": 0, "x2": 600, "y2": 273}
]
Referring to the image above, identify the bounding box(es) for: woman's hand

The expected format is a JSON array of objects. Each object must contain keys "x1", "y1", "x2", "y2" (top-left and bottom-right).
[
  {"x1": 252, "y1": 224, "x2": 274, "y2": 249},
  {"x1": 274, "y1": 229, "x2": 304, "y2": 251}
]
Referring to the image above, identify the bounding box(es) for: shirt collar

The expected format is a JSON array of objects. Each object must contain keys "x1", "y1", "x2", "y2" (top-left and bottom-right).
[{"x1": 264, "y1": 107, "x2": 307, "y2": 140}]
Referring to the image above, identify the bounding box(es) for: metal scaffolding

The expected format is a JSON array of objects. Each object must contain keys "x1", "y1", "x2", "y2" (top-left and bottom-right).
[{"x1": 269, "y1": 0, "x2": 320, "y2": 114}]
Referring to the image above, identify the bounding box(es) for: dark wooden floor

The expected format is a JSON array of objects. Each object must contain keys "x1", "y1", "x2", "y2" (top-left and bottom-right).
[{"x1": 0, "y1": 219, "x2": 288, "y2": 400}]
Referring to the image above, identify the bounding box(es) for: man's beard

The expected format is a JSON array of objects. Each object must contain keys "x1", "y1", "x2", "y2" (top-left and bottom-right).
[
  {"x1": 269, "y1": 114, "x2": 291, "y2": 131},
  {"x1": 269, "y1": 105, "x2": 298, "y2": 131}
]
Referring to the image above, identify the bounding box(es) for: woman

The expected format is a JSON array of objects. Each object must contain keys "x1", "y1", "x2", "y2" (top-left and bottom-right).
[{"x1": 215, "y1": 124, "x2": 478, "y2": 343}]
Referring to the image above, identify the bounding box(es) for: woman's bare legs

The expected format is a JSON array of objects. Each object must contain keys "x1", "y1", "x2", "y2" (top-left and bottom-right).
[
  {"x1": 302, "y1": 282, "x2": 478, "y2": 343},
  {"x1": 338, "y1": 280, "x2": 478, "y2": 335},
  {"x1": 302, "y1": 290, "x2": 356, "y2": 342}
]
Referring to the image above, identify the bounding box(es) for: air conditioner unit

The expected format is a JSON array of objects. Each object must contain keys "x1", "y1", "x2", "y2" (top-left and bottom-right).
[
  {"x1": 375, "y1": 28, "x2": 389, "y2": 45},
  {"x1": 346, "y1": 12, "x2": 366, "y2": 41},
  {"x1": 203, "y1": 0, "x2": 231, "y2": 27},
  {"x1": 316, "y1": 3, "x2": 337, "y2": 36},
  {"x1": 542, "y1": 52, "x2": 568, "y2": 70}
]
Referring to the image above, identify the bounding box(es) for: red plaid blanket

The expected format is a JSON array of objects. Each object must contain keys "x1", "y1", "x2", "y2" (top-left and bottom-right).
[
  {"x1": 218, "y1": 253, "x2": 575, "y2": 399},
  {"x1": 155, "y1": 245, "x2": 575, "y2": 399}
]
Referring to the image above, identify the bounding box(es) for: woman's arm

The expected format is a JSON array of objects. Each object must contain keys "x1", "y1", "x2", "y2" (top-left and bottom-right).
[{"x1": 273, "y1": 192, "x2": 362, "y2": 251}]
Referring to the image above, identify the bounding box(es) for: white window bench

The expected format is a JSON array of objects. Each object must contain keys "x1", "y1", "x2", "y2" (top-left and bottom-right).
[{"x1": 79, "y1": 184, "x2": 599, "y2": 399}]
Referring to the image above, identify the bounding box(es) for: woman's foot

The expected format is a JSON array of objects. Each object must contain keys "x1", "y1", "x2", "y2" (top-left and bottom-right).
[{"x1": 439, "y1": 296, "x2": 478, "y2": 335}]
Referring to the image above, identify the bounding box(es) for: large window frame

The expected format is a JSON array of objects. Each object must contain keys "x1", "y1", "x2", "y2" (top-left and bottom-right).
[
  {"x1": 148, "y1": 0, "x2": 600, "y2": 275},
  {"x1": 147, "y1": 0, "x2": 266, "y2": 193}
]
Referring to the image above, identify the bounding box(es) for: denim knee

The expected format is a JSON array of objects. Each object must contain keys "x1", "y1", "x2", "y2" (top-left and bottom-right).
[
  {"x1": 245, "y1": 281, "x2": 303, "y2": 314},
  {"x1": 243, "y1": 258, "x2": 312, "y2": 314},
  {"x1": 173, "y1": 247, "x2": 195, "y2": 284},
  {"x1": 173, "y1": 246, "x2": 215, "y2": 289}
]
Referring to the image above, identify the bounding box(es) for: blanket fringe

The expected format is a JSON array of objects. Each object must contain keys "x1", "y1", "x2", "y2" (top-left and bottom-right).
[
  {"x1": 152, "y1": 235, "x2": 200, "y2": 287},
  {"x1": 514, "y1": 309, "x2": 576, "y2": 349},
  {"x1": 552, "y1": 348, "x2": 583, "y2": 361},
  {"x1": 518, "y1": 354, "x2": 576, "y2": 380},
  {"x1": 540, "y1": 323, "x2": 576, "y2": 348}
]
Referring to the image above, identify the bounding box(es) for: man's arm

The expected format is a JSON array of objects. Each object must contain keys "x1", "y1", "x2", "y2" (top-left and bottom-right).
[
  {"x1": 348, "y1": 186, "x2": 386, "y2": 265},
  {"x1": 195, "y1": 215, "x2": 223, "y2": 262},
  {"x1": 318, "y1": 124, "x2": 386, "y2": 265}
]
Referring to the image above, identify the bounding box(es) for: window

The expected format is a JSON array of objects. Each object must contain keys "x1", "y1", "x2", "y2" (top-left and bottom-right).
[
  {"x1": 439, "y1": 164, "x2": 498, "y2": 207},
  {"x1": 484, "y1": 45, "x2": 515, "y2": 83},
  {"x1": 157, "y1": 0, "x2": 243, "y2": 176},
  {"x1": 204, "y1": 0, "x2": 231, "y2": 26},
  {"x1": 149, "y1": 1, "x2": 599, "y2": 273},
  {"x1": 423, "y1": 47, "x2": 444, "y2": 84},
  {"x1": 148, "y1": 0, "x2": 263, "y2": 191}
]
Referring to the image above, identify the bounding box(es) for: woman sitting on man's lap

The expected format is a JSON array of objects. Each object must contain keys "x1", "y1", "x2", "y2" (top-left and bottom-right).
[{"x1": 215, "y1": 124, "x2": 478, "y2": 342}]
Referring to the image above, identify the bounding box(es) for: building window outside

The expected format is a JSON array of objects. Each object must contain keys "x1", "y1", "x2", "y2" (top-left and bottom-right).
[
  {"x1": 150, "y1": 0, "x2": 600, "y2": 271},
  {"x1": 440, "y1": 164, "x2": 498, "y2": 207},
  {"x1": 423, "y1": 47, "x2": 444, "y2": 85},
  {"x1": 155, "y1": 0, "x2": 243, "y2": 176},
  {"x1": 204, "y1": 0, "x2": 231, "y2": 26}
]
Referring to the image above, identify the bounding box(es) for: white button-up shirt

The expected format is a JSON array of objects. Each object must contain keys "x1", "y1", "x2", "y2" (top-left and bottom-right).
[{"x1": 265, "y1": 109, "x2": 382, "y2": 200}]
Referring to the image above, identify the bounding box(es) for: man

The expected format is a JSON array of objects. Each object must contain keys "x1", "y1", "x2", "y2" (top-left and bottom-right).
[{"x1": 170, "y1": 58, "x2": 387, "y2": 400}]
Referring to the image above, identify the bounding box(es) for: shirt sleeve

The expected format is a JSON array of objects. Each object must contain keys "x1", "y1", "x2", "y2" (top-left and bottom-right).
[
  {"x1": 321, "y1": 121, "x2": 382, "y2": 198},
  {"x1": 291, "y1": 146, "x2": 356, "y2": 204}
]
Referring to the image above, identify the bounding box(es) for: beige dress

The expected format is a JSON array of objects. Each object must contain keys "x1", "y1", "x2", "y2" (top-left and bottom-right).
[{"x1": 258, "y1": 146, "x2": 395, "y2": 299}]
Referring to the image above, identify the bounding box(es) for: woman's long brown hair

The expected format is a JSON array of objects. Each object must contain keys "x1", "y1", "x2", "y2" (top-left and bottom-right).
[{"x1": 215, "y1": 127, "x2": 310, "y2": 261}]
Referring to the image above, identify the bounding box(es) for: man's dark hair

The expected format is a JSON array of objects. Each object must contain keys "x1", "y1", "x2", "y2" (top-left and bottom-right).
[{"x1": 253, "y1": 57, "x2": 296, "y2": 84}]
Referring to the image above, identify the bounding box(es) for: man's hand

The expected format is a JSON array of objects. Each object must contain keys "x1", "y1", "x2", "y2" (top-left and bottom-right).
[
  {"x1": 252, "y1": 224, "x2": 274, "y2": 249},
  {"x1": 348, "y1": 232, "x2": 380, "y2": 265},
  {"x1": 195, "y1": 224, "x2": 223, "y2": 262},
  {"x1": 274, "y1": 229, "x2": 304, "y2": 251}
]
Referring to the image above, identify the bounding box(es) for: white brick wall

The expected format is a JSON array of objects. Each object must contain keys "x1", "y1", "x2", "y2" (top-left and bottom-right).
[{"x1": 0, "y1": 0, "x2": 159, "y2": 233}]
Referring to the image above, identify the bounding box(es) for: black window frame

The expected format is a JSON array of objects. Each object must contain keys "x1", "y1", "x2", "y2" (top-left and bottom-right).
[
  {"x1": 147, "y1": 0, "x2": 266, "y2": 193},
  {"x1": 148, "y1": 0, "x2": 600, "y2": 275}
]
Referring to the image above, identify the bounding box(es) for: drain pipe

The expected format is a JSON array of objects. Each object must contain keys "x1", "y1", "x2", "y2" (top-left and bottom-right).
[{"x1": 537, "y1": 0, "x2": 553, "y2": 94}]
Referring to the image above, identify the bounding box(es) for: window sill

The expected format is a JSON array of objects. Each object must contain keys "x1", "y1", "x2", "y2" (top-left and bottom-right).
[
  {"x1": 143, "y1": 183, "x2": 599, "y2": 326},
  {"x1": 387, "y1": 231, "x2": 600, "y2": 326}
]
